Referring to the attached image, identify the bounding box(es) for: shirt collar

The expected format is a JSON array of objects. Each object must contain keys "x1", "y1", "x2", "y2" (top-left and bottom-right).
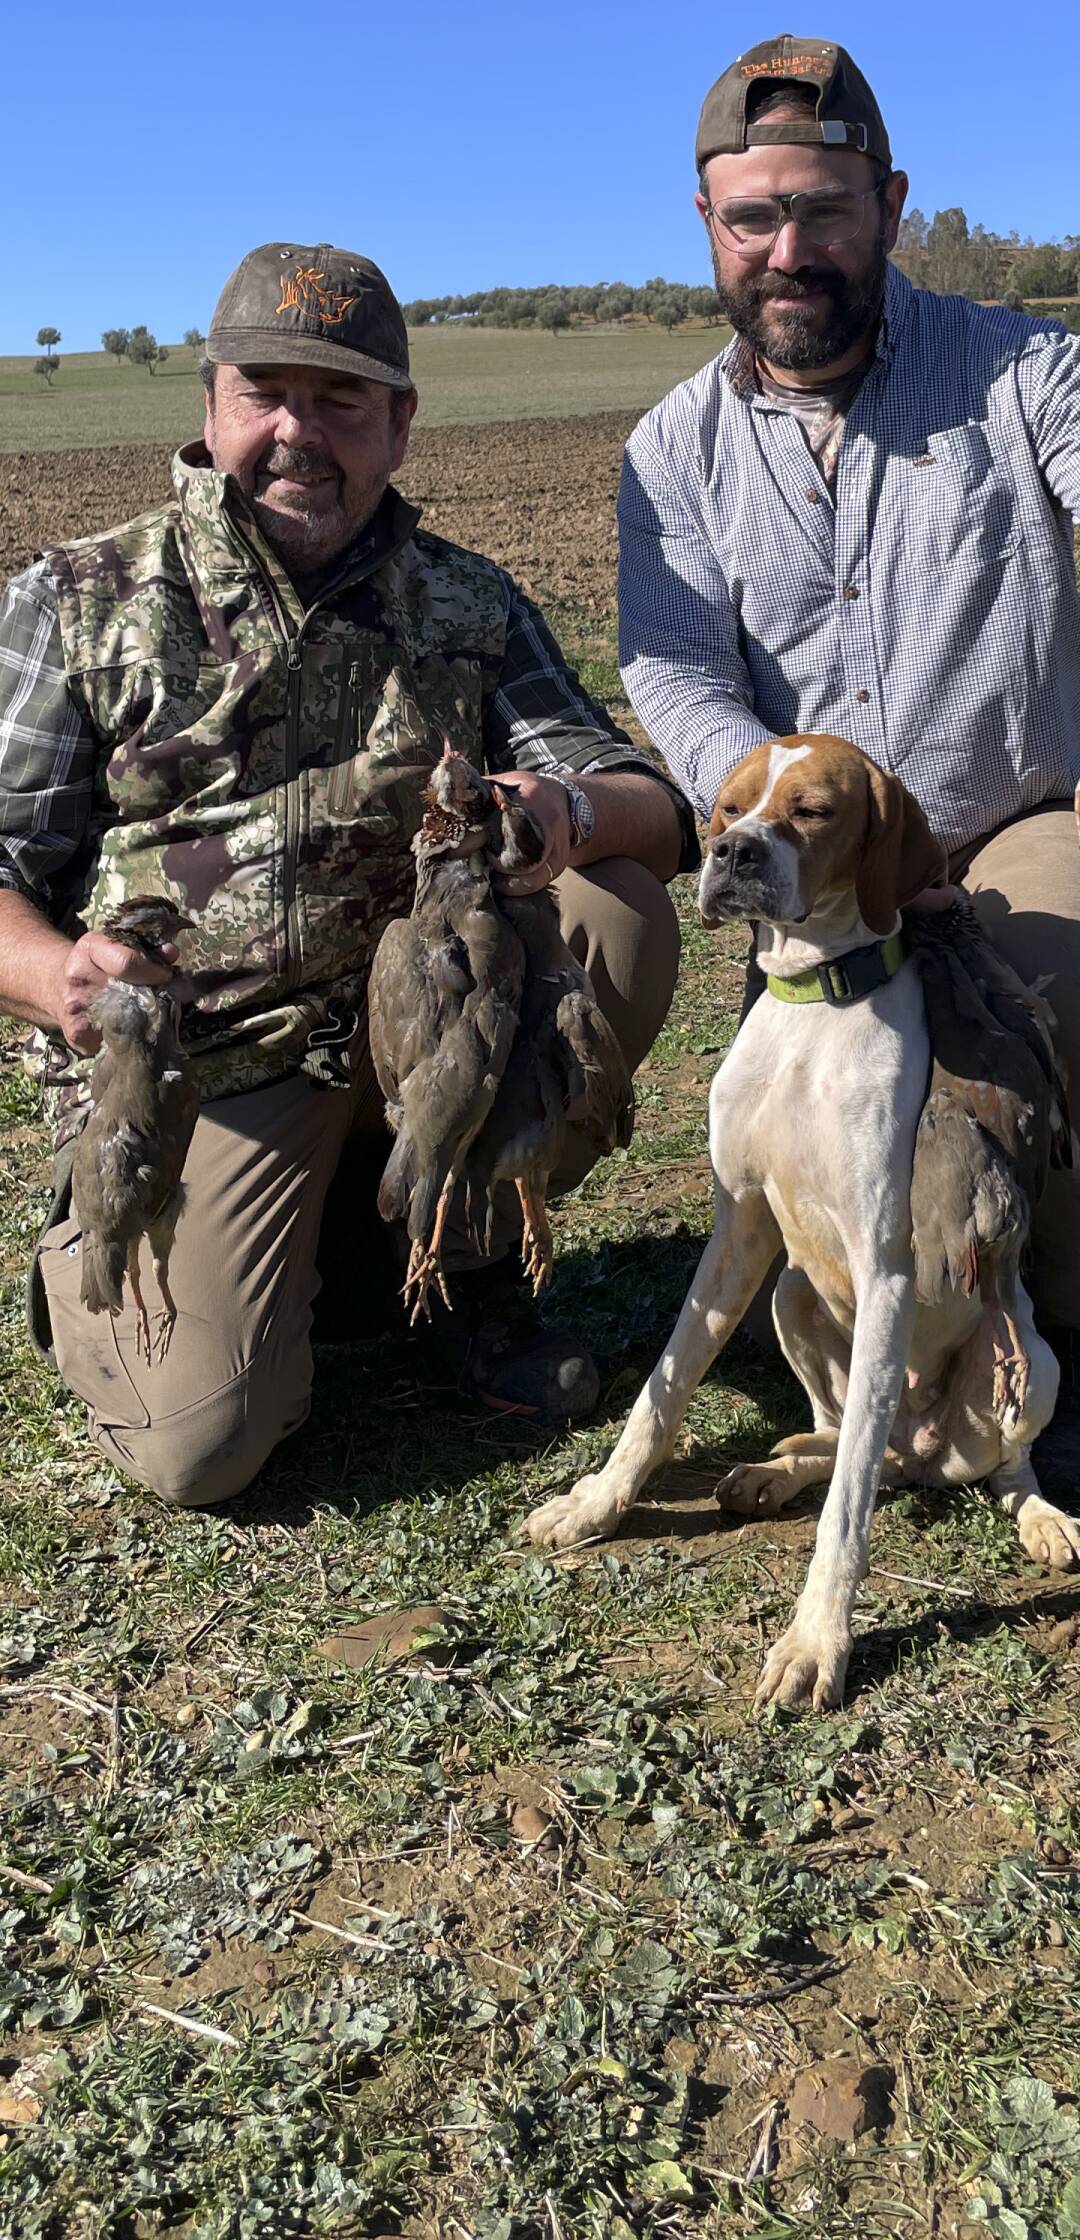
[{"x1": 721, "y1": 260, "x2": 913, "y2": 406}]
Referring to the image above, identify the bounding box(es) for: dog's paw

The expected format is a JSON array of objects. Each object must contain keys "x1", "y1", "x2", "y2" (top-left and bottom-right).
[
  {"x1": 715, "y1": 1458, "x2": 809, "y2": 1516},
  {"x1": 521, "y1": 1474, "x2": 626, "y2": 1550},
  {"x1": 754, "y1": 1616, "x2": 852, "y2": 1714},
  {"x1": 1016, "y1": 1495, "x2": 1080, "y2": 1571}
]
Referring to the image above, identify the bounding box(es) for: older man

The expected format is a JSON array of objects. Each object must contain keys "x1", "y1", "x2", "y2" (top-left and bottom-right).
[
  {"x1": 618, "y1": 36, "x2": 1080, "y2": 1488},
  {"x1": 0, "y1": 243, "x2": 696, "y2": 1506}
]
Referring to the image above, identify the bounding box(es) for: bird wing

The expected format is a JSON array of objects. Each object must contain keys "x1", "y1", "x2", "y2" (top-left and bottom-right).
[
  {"x1": 910, "y1": 900, "x2": 1070, "y2": 1208},
  {"x1": 554, "y1": 989, "x2": 635, "y2": 1153},
  {"x1": 370, "y1": 868, "x2": 526, "y2": 1244},
  {"x1": 908, "y1": 900, "x2": 1071, "y2": 1304}
]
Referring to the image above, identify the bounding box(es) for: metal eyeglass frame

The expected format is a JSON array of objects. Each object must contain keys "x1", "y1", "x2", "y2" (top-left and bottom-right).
[{"x1": 705, "y1": 182, "x2": 886, "y2": 259}]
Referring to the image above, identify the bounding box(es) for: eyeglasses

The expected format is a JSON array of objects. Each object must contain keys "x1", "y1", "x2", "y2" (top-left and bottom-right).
[{"x1": 706, "y1": 186, "x2": 883, "y2": 257}]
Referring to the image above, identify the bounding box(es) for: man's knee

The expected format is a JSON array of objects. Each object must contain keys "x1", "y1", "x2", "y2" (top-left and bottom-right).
[{"x1": 91, "y1": 1361, "x2": 311, "y2": 1509}]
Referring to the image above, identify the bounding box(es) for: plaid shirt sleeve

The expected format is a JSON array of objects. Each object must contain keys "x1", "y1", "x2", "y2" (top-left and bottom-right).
[
  {"x1": 485, "y1": 577, "x2": 699, "y2": 872},
  {"x1": 1017, "y1": 325, "x2": 1080, "y2": 514},
  {"x1": 0, "y1": 560, "x2": 98, "y2": 914},
  {"x1": 618, "y1": 415, "x2": 774, "y2": 819}
]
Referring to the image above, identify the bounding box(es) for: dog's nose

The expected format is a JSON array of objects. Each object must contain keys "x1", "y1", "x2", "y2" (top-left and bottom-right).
[{"x1": 711, "y1": 829, "x2": 766, "y2": 878}]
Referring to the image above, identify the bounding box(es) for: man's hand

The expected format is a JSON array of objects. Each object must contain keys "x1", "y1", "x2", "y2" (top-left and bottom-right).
[
  {"x1": 51, "y1": 929, "x2": 179, "y2": 1055},
  {"x1": 490, "y1": 771, "x2": 574, "y2": 894}
]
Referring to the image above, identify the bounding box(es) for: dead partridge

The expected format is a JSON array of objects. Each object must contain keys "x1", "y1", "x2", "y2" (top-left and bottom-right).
[
  {"x1": 463, "y1": 873, "x2": 634, "y2": 1295},
  {"x1": 72, "y1": 897, "x2": 199, "y2": 1365},
  {"x1": 910, "y1": 896, "x2": 1072, "y2": 1427},
  {"x1": 369, "y1": 749, "x2": 528, "y2": 1321}
]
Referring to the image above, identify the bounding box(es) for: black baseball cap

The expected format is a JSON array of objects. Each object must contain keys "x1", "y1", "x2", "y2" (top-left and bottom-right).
[
  {"x1": 696, "y1": 35, "x2": 891, "y2": 171},
  {"x1": 206, "y1": 243, "x2": 412, "y2": 388}
]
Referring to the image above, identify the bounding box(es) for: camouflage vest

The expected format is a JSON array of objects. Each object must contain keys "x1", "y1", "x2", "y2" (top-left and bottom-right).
[{"x1": 43, "y1": 444, "x2": 511, "y2": 1129}]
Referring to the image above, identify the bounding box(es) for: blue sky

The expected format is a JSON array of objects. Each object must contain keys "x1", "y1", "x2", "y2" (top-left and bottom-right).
[{"x1": 4, "y1": 0, "x2": 1078, "y2": 355}]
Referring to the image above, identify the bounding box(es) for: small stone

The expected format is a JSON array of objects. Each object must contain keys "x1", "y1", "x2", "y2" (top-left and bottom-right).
[
  {"x1": 511, "y1": 1803, "x2": 556, "y2": 1846},
  {"x1": 0, "y1": 2086, "x2": 42, "y2": 2126},
  {"x1": 788, "y1": 2059, "x2": 893, "y2": 2144},
  {"x1": 243, "y1": 1727, "x2": 269, "y2": 1753},
  {"x1": 174, "y1": 1702, "x2": 198, "y2": 1729},
  {"x1": 1044, "y1": 1919, "x2": 1067, "y2": 1947},
  {"x1": 832, "y1": 1805, "x2": 867, "y2": 1832}
]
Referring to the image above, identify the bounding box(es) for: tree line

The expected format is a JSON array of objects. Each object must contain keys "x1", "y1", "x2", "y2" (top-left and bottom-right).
[
  {"x1": 100, "y1": 327, "x2": 206, "y2": 374},
  {"x1": 28, "y1": 326, "x2": 207, "y2": 388},
  {"x1": 403, "y1": 281, "x2": 721, "y2": 332},
  {"x1": 404, "y1": 211, "x2": 1080, "y2": 332},
  {"x1": 893, "y1": 209, "x2": 1080, "y2": 318},
  {"x1": 29, "y1": 209, "x2": 1080, "y2": 389}
]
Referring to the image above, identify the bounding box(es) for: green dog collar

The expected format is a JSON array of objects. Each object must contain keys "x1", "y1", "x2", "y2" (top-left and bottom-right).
[{"x1": 766, "y1": 929, "x2": 909, "y2": 1006}]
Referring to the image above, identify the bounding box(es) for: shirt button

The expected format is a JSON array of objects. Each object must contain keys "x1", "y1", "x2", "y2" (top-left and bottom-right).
[
  {"x1": 804, "y1": 488, "x2": 822, "y2": 504},
  {"x1": 854, "y1": 688, "x2": 870, "y2": 703},
  {"x1": 842, "y1": 584, "x2": 860, "y2": 600}
]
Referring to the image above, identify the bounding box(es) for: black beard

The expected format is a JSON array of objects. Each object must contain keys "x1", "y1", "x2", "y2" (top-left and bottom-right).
[{"x1": 709, "y1": 229, "x2": 888, "y2": 370}]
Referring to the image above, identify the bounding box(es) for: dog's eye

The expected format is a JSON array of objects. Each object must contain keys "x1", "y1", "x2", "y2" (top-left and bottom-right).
[
  {"x1": 720, "y1": 803, "x2": 740, "y2": 821},
  {"x1": 792, "y1": 804, "x2": 835, "y2": 823}
]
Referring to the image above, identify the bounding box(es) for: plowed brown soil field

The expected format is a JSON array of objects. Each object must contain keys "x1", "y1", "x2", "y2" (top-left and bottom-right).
[{"x1": 0, "y1": 413, "x2": 634, "y2": 623}]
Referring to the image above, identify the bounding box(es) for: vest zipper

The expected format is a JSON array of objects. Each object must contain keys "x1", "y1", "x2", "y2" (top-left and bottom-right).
[
  {"x1": 282, "y1": 636, "x2": 303, "y2": 986},
  {"x1": 226, "y1": 520, "x2": 307, "y2": 989}
]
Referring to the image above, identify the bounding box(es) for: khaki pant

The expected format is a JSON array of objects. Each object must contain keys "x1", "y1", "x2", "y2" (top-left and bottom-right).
[{"x1": 38, "y1": 860, "x2": 679, "y2": 1506}]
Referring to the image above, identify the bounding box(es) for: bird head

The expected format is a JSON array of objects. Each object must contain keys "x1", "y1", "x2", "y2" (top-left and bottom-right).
[
  {"x1": 491, "y1": 784, "x2": 547, "y2": 875},
  {"x1": 415, "y1": 746, "x2": 500, "y2": 860},
  {"x1": 101, "y1": 895, "x2": 195, "y2": 956}
]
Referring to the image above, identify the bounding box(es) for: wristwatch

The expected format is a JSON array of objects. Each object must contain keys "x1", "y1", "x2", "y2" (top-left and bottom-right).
[{"x1": 550, "y1": 766, "x2": 596, "y2": 851}]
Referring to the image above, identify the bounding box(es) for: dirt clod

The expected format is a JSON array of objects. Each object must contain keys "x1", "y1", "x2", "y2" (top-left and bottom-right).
[
  {"x1": 510, "y1": 1803, "x2": 557, "y2": 1846},
  {"x1": 787, "y1": 2059, "x2": 894, "y2": 2144}
]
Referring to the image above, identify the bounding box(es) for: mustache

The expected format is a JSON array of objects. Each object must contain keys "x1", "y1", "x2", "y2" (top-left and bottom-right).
[
  {"x1": 258, "y1": 445, "x2": 337, "y2": 479},
  {"x1": 750, "y1": 268, "x2": 848, "y2": 305}
]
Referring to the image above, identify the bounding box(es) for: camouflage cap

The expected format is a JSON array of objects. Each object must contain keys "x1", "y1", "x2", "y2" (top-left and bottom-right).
[
  {"x1": 206, "y1": 243, "x2": 412, "y2": 388},
  {"x1": 696, "y1": 34, "x2": 891, "y2": 171}
]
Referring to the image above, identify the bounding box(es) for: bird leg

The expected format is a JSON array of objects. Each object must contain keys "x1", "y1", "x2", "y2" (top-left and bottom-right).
[
  {"x1": 151, "y1": 1254, "x2": 179, "y2": 1363},
  {"x1": 403, "y1": 1187, "x2": 455, "y2": 1325},
  {"x1": 991, "y1": 1304, "x2": 1030, "y2": 1426},
  {"x1": 126, "y1": 1240, "x2": 152, "y2": 1367},
  {"x1": 516, "y1": 1178, "x2": 554, "y2": 1295}
]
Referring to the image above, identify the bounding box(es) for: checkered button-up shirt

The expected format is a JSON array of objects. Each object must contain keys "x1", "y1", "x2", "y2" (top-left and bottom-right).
[{"x1": 618, "y1": 264, "x2": 1080, "y2": 850}]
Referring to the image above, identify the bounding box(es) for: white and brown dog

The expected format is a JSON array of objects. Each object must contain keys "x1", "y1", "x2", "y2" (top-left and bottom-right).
[{"x1": 524, "y1": 734, "x2": 1080, "y2": 1709}]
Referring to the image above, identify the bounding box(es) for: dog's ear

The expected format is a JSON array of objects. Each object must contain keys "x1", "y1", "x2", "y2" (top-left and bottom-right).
[{"x1": 856, "y1": 761, "x2": 945, "y2": 936}]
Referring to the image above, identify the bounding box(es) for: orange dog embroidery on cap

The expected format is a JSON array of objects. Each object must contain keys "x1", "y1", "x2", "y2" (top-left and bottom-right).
[{"x1": 276, "y1": 267, "x2": 359, "y2": 327}]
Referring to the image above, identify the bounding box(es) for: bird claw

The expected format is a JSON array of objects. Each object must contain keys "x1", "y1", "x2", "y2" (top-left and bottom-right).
[
  {"x1": 154, "y1": 1311, "x2": 177, "y2": 1364},
  {"x1": 134, "y1": 1308, "x2": 153, "y2": 1368},
  {"x1": 992, "y1": 1343, "x2": 1030, "y2": 1427},
  {"x1": 403, "y1": 1243, "x2": 452, "y2": 1325},
  {"x1": 521, "y1": 1232, "x2": 553, "y2": 1296}
]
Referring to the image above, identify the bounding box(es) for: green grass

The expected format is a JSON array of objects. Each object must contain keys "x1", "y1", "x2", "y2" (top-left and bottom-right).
[
  {"x1": 0, "y1": 323, "x2": 731, "y2": 452},
  {"x1": 4, "y1": 868, "x2": 1080, "y2": 2236}
]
